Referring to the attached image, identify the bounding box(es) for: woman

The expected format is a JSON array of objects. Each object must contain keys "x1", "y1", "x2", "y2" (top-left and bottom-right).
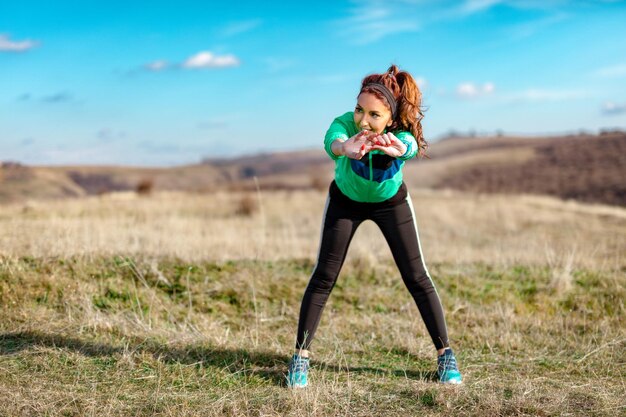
[{"x1": 287, "y1": 65, "x2": 463, "y2": 388}]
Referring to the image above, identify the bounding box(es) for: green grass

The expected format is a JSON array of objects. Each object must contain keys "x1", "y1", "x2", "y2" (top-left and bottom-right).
[{"x1": 0, "y1": 256, "x2": 624, "y2": 416}]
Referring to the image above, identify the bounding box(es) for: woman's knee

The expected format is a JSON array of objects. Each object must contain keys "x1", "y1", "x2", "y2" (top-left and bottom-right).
[
  {"x1": 404, "y1": 271, "x2": 436, "y2": 293},
  {"x1": 308, "y1": 266, "x2": 340, "y2": 292}
]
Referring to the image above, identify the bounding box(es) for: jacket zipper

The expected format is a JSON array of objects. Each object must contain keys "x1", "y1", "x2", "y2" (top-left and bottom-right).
[{"x1": 367, "y1": 151, "x2": 373, "y2": 201}]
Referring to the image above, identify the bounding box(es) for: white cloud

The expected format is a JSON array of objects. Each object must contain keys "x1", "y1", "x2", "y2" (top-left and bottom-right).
[
  {"x1": 182, "y1": 51, "x2": 240, "y2": 69},
  {"x1": 219, "y1": 19, "x2": 262, "y2": 37},
  {"x1": 144, "y1": 60, "x2": 169, "y2": 71},
  {"x1": 457, "y1": 83, "x2": 478, "y2": 97},
  {"x1": 334, "y1": 0, "x2": 575, "y2": 44},
  {"x1": 458, "y1": 0, "x2": 578, "y2": 15},
  {"x1": 505, "y1": 88, "x2": 588, "y2": 102},
  {"x1": 139, "y1": 52, "x2": 240, "y2": 73},
  {"x1": 415, "y1": 77, "x2": 428, "y2": 89},
  {"x1": 0, "y1": 34, "x2": 38, "y2": 52},
  {"x1": 335, "y1": 1, "x2": 421, "y2": 45},
  {"x1": 449, "y1": 85, "x2": 589, "y2": 102},
  {"x1": 483, "y1": 82, "x2": 495, "y2": 93},
  {"x1": 450, "y1": 1, "x2": 572, "y2": 43},
  {"x1": 461, "y1": 0, "x2": 504, "y2": 14},
  {"x1": 456, "y1": 82, "x2": 496, "y2": 98},
  {"x1": 508, "y1": 12, "x2": 569, "y2": 39},
  {"x1": 594, "y1": 63, "x2": 626, "y2": 78},
  {"x1": 601, "y1": 101, "x2": 626, "y2": 115}
]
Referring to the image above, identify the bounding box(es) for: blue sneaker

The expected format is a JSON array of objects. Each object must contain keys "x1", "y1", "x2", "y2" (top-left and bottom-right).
[
  {"x1": 438, "y1": 348, "x2": 463, "y2": 384},
  {"x1": 286, "y1": 354, "x2": 309, "y2": 388}
]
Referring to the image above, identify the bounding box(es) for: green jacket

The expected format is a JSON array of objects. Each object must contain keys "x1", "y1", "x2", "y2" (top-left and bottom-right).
[{"x1": 324, "y1": 111, "x2": 418, "y2": 203}]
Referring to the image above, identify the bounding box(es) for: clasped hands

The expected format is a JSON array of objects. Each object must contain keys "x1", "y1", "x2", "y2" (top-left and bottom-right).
[{"x1": 339, "y1": 130, "x2": 407, "y2": 160}]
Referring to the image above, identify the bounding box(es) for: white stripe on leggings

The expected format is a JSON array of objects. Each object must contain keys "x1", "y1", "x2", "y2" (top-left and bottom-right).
[
  {"x1": 406, "y1": 193, "x2": 449, "y2": 348},
  {"x1": 405, "y1": 193, "x2": 439, "y2": 292},
  {"x1": 311, "y1": 194, "x2": 331, "y2": 273}
]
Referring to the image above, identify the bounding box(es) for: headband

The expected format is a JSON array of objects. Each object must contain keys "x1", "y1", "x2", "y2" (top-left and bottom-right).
[{"x1": 362, "y1": 82, "x2": 397, "y2": 119}]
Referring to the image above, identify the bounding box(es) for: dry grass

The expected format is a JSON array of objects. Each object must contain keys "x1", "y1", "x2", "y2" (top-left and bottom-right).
[
  {"x1": 0, "y1": 257, "x2": 623, "y2": 416},
  {"x1": 0, "y1": 189, "x2": 624, "y2": 416},
  {"x1": 0, "y1": 189, "x2": 624, "y2": 270}
]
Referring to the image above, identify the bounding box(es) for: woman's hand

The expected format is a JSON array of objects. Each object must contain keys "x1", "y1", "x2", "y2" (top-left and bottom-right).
[
  {"x1": 334, "y1": 130, "x2": 376, "y2": 160},
  {"x1": 368, "y1": 132, "x2": 407, "y2": 158}
]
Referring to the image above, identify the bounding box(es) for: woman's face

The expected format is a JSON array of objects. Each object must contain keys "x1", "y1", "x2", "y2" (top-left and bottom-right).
[{"x1": 353, "y1": 92, "x2": 393, "y2": 134}]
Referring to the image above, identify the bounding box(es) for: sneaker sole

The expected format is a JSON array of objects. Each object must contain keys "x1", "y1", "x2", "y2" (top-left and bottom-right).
[{"x1": 441, "y1": 379, "x2": 463, "y2": 385}]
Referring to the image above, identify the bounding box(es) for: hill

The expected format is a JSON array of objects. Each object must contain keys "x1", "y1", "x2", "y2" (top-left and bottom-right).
[
  {"x1": 429, "y1": 132, "x2": 625, "y2": 206},
  {"x1": 1, "y1": 131, "x2": 624, "y2": 206}
]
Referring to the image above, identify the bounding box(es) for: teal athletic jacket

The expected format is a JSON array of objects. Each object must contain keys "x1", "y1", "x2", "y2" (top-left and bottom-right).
[{"x1": 324, "y1": 111, "x2": 419, "y2": 203}]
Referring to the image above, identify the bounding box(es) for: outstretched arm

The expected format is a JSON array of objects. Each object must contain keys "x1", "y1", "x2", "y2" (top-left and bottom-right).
[
  {"x1": 323, "y1": 112, "x2": 417, "y2": 160},
  {"x1": 330, "y1": 131, "x2": 378, "y2": 160},
  {"x1": 367, "y1": 132, "x2": 408, "y2": 158}
]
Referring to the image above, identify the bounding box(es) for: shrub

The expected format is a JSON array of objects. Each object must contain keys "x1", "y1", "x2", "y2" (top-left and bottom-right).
[
  {"x1": 236, "y1": 193, "x2": 258, "y2": 216},
  {"x1": 136, "y1": 178, "x2": 154, "y2": 196}
]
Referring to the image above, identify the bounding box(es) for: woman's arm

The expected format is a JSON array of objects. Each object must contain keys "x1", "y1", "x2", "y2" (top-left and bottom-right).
[
  {"x1": 394, "y1": 131, "x2": 418, "y2": 160},
  {"x1": 330, "y1": 131, "x2": 376, "y2": 160},
  {"x1": 368, "y1": 132, "x2": 408, "y2": 158},
  {"x1": 330, "y1": 139, "x2": 346, "y2": 157},
  {"x1": 324, "y1": 113, "x2": 354, "y2": 160},
  {"x1": 323, "y1": 112, "x2": 416, "y2": 160}
]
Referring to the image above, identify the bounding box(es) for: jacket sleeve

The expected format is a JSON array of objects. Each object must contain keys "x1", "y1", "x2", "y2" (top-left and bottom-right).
[
  {"x1": 395, "y1": 131, "x2": 418, "y2": 161},
  {"x1": 323, "y1": 113, "x2": 352, "y2": 160}
]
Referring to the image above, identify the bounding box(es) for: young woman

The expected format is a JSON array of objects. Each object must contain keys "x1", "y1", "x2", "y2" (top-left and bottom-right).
[{"x1": 286, "y1": 65, "x2": 463, "y2": 388}]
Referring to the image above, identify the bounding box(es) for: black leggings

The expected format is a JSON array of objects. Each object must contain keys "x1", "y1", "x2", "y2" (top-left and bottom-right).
[{"x1": 296, "y1": 182, "x2": 449, "y2": 351}]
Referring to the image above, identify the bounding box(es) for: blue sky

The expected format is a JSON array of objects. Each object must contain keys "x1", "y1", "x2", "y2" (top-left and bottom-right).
[{"x1": 1, "y1": 0, "x2": 625, "y2": 166}]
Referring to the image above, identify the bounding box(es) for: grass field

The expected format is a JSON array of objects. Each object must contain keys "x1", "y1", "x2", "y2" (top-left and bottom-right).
[{"x1": 1, "y1": 190, "x2": 625, "y2": 416}]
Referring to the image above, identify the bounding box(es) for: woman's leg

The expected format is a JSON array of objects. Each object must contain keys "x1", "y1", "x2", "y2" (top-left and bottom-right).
[
  {"x1": 371, "y1": 195, "x2": 449, "y2": 350},
  {"x1": 295, "y1": 195, "x2": 362, "y2": 351}
]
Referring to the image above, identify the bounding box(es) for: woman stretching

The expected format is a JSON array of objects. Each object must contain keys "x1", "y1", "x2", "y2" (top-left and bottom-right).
[{"x1": 287, "y1": 64, "x2": 463, "y2": 388}]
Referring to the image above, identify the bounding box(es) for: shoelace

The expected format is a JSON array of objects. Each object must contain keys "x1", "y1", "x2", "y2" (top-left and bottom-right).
[
  {"x1": 290, "y1": 356, "x2": 309, "y2": 373},
  {"x1": 438, "y1": 354, "x2": 458, "y2": 372}
]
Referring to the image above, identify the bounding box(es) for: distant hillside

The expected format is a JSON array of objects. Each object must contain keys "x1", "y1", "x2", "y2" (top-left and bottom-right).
[
  {"x1": 1, "y1": 131, "x2": 625, "y2": 206},
  {"x1": 0, "y1": 163, "x2": 226, "y2": 204},
  {"x1": 428, "y1": 132, "x2": 626, "y2": 206},
  {"x1": 0, "y1": 151, "x2": 332, "y2": 204}
]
